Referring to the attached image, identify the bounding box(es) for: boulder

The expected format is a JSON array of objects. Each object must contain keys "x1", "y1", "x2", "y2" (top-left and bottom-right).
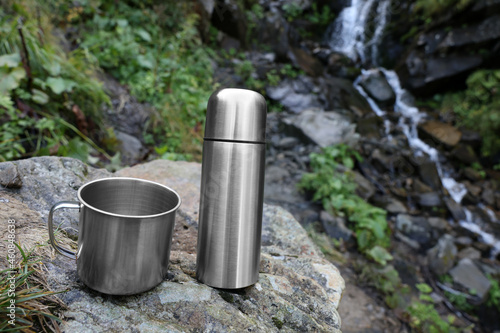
[
  {"x1": 418, "y1": 120, "x2": 462, "y2": 148},
  {"x1": 282, "y1": 109, "x2": 359, "y2": 148},
  {"x1": 449, "y1": 258, "x2": 491, "y2": 300},
  {"x1": 444, "y1": 197, "x2": 466, "y2": 221},
  {"x1": 417, "y1": 161, "x2": 442, "y2": 190},
  {"x1": 396, "y1": 214, "x2": 433, "y2": 247},
  {"x1": 357, "y1": 69, "x2": 396, "y2": 107},
  {"x1": 451, "y1": 144, "x2": 479, "y2": 165},
  {"x1": 427, "y1": 234, "x2": 457, "y2": 276},
  {"x1": 267, "y1": 78, "x2": 322, "y2": 113},
  {"x1": 0, "y1": 157, "x2": 344, "y2": 332},
  {"x1": 457, "y1": 247, "x2": 481, "y2": 261},
  {"x1": 289, "y1": 47, "x2": 324, "y2": 77},
  {"x1": 115, "y1": 131, "x2": 148, "y2": 166},
  {"x1": 417, "y1": 192, "x2": 443, "y2": 208}
]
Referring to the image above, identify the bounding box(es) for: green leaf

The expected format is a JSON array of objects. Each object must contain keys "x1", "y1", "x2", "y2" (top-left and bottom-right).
[
  {"x1": 0, "y1": 53, "x2": 21, "y2": 68},
  {"x1": 367, "y1": 245, "x2": 393, "y2": 265},
  {"x1": 46, "y1": 77, "x2": 76, "y2": 94},
  {"x1": 135, "y1": 28, "x2": 152, "y2": 42},
  {"x1": 43, "y1": 61, "x2": 61, "y2": 76},
  {"x1": 137, "y1": 55, "x2": 154, "y2": 69},
  {"x1": 31, "y1": 89, "x2": 49, "y2": 104},
  {"x1": 416, "y1": 283, "x2": 433, "y2": 294},
  {"x1": 0, "y1": 67, "x2": 26, "y2": 93}
]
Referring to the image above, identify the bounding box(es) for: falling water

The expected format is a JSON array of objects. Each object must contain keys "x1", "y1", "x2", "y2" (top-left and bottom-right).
[
  {"x1": 329, "y1": 0, "x2": 499, "y2": 257},
  {"x1": 328, "y1": 0, "x2": 391, "y2": 64}
]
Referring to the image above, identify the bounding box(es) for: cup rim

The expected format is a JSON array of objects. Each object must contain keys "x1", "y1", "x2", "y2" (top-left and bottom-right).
[{"x1": 77, "y1": 177, "x2": 182, "y2": 219}]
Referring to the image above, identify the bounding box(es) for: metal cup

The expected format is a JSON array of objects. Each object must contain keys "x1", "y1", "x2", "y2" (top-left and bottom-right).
[{"x1": 48, "y1": 177, "x2": 181, "y2": 295}]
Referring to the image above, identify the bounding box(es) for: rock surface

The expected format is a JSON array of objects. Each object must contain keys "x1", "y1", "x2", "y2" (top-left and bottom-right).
[
  {"x1": 449, "y1": 258, "x2": 491, "y2": 299},
  {"x1": 0, "y1": 157, "x2": 344, "y2": 332},
  {"x1": 283, "y1": 109, "x2": 359, "y2": 148}
]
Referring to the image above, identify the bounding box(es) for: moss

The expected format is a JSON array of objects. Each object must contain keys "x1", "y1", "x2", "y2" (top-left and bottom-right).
[{"x1": 271, "y1": 316, "x2": 284, "y2": 329}]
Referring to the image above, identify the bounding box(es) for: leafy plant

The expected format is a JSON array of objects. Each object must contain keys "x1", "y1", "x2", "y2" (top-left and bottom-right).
[
  {"x1": 413, "y1": 0, "x2": 473, "y2": 18},
  {"x1": 0, "y1": 0, "x2": 112, "y2": 163},
  {"x1": 486, "y1": 274, "x2": 500, "y2": 312},
  {"x1": 299, "y1": 144, "x2": 391, "y2": 257},
  {"x1": 79, "y1": 0, "x2": 215, "y2": 160},
  {"x1": 441, "y1": 69, "x2": 500, "y2": 157},
  {"x1": 407, "y1": 284, "x2": 460, "y2": 333}
]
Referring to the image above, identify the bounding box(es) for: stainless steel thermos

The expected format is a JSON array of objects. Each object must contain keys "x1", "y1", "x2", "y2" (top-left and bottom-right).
[{"x1": 196, "y1": 88, "x2": 267, "y2": 289}]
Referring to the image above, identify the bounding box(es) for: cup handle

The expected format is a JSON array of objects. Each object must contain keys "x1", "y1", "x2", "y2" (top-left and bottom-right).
[{"x1": 48, "y1": 201, "x2": 80, "y2": 260}]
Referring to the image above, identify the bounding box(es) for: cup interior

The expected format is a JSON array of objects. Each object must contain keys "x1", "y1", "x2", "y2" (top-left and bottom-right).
[{"x1": 78, "y1": 178, "x2": 180, "y2": 217}]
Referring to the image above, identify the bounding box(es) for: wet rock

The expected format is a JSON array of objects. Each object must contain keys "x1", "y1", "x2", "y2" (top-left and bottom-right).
[
  {"x1": 463, "y1": 167, "x2": 484, "y2": 181},
  {"x1": 428, "y1": 217, "x2": 450, "y2": 232},
  {"x1": 457, "y1": 247, "x2": 481, "y2": 261},
  {"x1": 427, "y1": 234, "x2": 457, "y2": 276},
  {"x1": 282, "y1": 109, "x2": 359, "y2": 148},
  {"x1": 289, "y1": 47, "x2": 324, "y2": 77},
  {"x1": 451, "y1": 144, "x2": 478, "y2": 165},
  {"x1": 412, "y1": 178, "x2": 433, "y2": 193},
  {"x1": 115, "y1": 131, "x2": 148, "y2": 165},
  {"x1": 418, "y1": 120, "x2": 462, "y2": 148},
  {"x1": 321, "y1": 77, "x2": 373, "y2": 118},
  {"x1": 464, "y1": 181, "x2": 482, "y2": 197},
  {"x1": 460, "y1": 129, "x2": 482, "y2": 150},
  {"x1": 358, "y1": 69, "x2": 396, "y2": 107},
  {"x1": 1, "y1": 157, "x2": 345, "y2": 332},
  {"x1": 320, "y1": 211, "x2": 352, "y2": 241},
  {"x1": 276, "y1": 137, "x2": 299, "y2": 149},
  {"x1": 444, "y1": 197, "x2": 466, "y2": 221},
  {"x1": 353, "y1": 171, "x2": 375, "y2": 201},
  {"x1": 418, "y1": 161, "x2": 442, "y2": 190},
  {"x1": 0, "y1": 162, "x2": 22, "y2": 188},
  {"x1": 326, "y1": 52, "x2": 361, "y2": 80},
  {"x1": 373, "y1": 195, "x2": 407, "y2": 214},
  {"x1": 449, "y1": 258, "x2": 491, "y2": 299},
  {"x1": 481, "y1": 187, "x2": 495, "y2": 206},
  {"x1": 356, "y1": 115, "x2": 384, "y2": 139},
  {"x1": 267, "y1": 79, "x2": 322, "y2": 113},
  {"x1": 396, "y1": 214, "x2": 433, "y2": 247},
  {"x1": 417, "y1": 192, "x2": 443, "y2": 208}
]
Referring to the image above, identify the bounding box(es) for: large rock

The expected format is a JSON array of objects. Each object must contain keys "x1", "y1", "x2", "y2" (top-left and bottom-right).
[
  {"x1": 396, "y1": 214, "x2": 433, "y2": 247},
  {"x1": 418, "y1": 120, "x2": 462, "y2": 148},
  {"x1": 0, "y1": 157, "x2": 344, "y2": 332},
  {"x1": 267, "y1": 78, "x2": 322, "y2": 113},
  {"x1": 449, "y1": 258, "x2": 491, "y2": 299},
  {"x1": 427, "y1": 234, "x2": 457, "y2": 276},
  {"x1": 357, "y1": 69, "x2": 396, "y2": 107},
  {"x1": 283, "y1": 109, "x2": 359, "y2": 148}
]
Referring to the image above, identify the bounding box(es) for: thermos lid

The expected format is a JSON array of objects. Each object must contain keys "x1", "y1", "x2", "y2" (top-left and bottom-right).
[{"x1": 205, "y1": 88, "x2": 267, "y2": 143}]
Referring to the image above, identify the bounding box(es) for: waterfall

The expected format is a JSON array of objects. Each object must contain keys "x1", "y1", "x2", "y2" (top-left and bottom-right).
[
  {"x1": 328, "y1": 1, "x2": 500, "y2": 258},
  {"x1": 328, "y1": 0, "x2": 391, "y2": 64}
]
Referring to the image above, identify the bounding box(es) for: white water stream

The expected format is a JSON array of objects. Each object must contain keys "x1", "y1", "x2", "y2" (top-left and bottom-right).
[{"x1": 328, "y1": 0, "x2": 500, "y2": 257}]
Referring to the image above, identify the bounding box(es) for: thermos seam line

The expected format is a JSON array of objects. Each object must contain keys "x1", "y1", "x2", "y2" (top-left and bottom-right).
[{"x1": 203, "y1": 138, "x2": 267, "y2": 144}]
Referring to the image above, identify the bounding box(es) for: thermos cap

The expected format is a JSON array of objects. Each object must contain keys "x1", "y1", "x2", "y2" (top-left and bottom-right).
[{"x1": 205, "y1": 88, "x2": 267, "y2": 143}]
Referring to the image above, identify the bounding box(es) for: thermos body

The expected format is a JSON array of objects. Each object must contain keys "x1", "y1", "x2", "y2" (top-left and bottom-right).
[
  {"x1": 197, "y1": 140, "x2": 265, "y2": 288},
  {"x1": 196, "y1": 88, "x2": 267, "y2": 289}
]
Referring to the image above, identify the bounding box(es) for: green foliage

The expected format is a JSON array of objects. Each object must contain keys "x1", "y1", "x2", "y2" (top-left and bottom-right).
[
  {"x1": 299, "y1": 144, "x2": 391, "y2": 257},
  {"x1": 441, "y1": 70, "x2": 500, "y2": 156},
  {"x1": 486, "y1": 274, "x2": 500, "y2": 312},
  {"x1": 413, "y1": 0, "x2": 472, "y2": 18},
  {"x1": 0, "y1": 0, "x2": 111, "y2": 163},
  {"x1": 282, "y1": 3, "x2": 303, "y2": 21},
  {"x1": 78, "y1": 1, "x2": 215, "y2": 160},
  {"x1": 444, "y1": 291, "x2": 473, "y2": 312}
]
